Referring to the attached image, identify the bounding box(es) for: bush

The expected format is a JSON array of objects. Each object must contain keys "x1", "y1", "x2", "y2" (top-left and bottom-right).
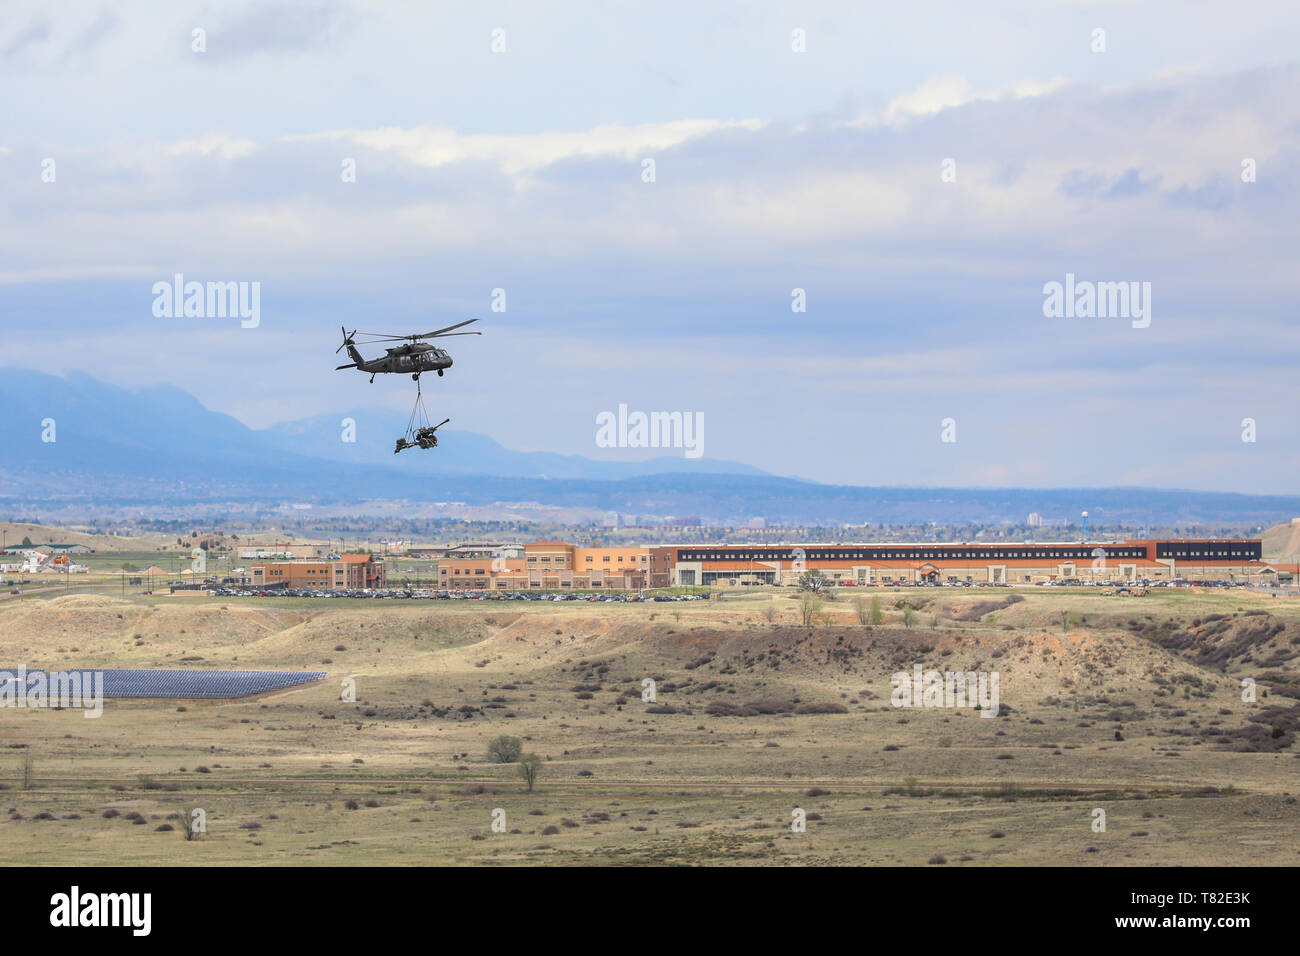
[
  {"x1": 487, "y1": 735, "x2": 523, "y2": 764},
  {"x1": 794, "y1": 702, "x2": 847, "y2": 714}
]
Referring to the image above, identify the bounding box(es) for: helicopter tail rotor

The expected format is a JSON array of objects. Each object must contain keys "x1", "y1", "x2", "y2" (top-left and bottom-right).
[{"x1": 335, "y1": 326, "x2": 357, "y2": 354}]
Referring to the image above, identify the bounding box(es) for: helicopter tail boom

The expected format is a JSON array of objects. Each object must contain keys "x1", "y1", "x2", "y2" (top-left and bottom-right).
[{"x1": 335, "y1": 326, "x2": 366, "y2": 369}]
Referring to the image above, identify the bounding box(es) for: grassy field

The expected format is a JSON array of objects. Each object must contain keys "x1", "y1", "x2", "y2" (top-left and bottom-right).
[{"x1": 0, "y1": 585, "x2": 1297, "y2": 865}]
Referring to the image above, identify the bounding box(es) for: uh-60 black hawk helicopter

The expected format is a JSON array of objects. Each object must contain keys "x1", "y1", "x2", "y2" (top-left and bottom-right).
[{"x1": 335, "y1": 319, "x2": 481, "y2": 382}]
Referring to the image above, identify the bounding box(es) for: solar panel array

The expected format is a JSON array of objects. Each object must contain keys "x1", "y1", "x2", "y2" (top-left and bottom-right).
[{"x1": 0, "y1": 668, "x2": 326, "y2": 699}]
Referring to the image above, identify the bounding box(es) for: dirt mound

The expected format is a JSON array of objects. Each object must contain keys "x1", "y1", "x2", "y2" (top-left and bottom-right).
[
  {"x1": 1125, "y1": 611, "x2": 1300, "y2": 687},
  {"x1": 0, "y1": 596, "x2": 304, "y2": 665},
  {"x1": 426, "y1": 615, "x2": 1212, "y2": 721},
  {"x1": 0, "y1": 522, "x2": 170, "y2": 550},
  {"x1": 1262, "y1": 519, "x2": 1300, "y2": 564}
]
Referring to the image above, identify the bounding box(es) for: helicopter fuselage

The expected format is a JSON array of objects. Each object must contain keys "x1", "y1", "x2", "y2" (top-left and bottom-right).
[{"x1": 354, "y1": 344, "x2": 452, "y2": 379}]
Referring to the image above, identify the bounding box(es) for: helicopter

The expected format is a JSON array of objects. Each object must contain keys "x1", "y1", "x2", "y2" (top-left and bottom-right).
[{"x1": 335, "y1": 319, "x2": 481, "y2": 382}]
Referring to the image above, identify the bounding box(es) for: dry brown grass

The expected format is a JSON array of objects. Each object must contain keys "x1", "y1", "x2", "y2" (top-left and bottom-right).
[{"x1": 0, "y1": 586, "x2": 1297, "y2": 865}]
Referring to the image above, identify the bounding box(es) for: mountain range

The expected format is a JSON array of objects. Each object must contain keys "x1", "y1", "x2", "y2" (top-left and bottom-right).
[{"x1": 3, "y1": 369, "x2": 1299, "y2": 527}]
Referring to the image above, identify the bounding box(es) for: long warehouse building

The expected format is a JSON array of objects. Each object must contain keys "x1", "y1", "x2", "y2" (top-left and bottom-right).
[{"x1": 652, "y1": 539, "x2": 1266, "y2": 587}]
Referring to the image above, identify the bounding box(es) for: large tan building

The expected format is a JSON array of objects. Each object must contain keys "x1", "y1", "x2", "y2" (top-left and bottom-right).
[
  {"x1": 439, "y1": 541, "x2": 649, "y2": 590},
  {"x1": 250, "y1": 553, "x2": 387, "y2": 590}
]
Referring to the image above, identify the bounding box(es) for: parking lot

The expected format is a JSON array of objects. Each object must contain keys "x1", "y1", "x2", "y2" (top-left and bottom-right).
[{"x1": 190, "y1": 585, "x2": 709, "y2": 602}]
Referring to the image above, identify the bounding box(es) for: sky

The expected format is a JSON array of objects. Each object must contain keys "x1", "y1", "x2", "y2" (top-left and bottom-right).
[{"x1": 2, "y1": 0, "x2": 1298, "y2": 492}]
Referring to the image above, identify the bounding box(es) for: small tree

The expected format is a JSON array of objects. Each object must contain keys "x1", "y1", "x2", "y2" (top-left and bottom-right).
[
  {"x1": 869, "y1": 595, "x2": 884, "y2": 625},
  {"x1": 799, "y1": 593, "x2": 822, "y2": 626},
  {"x1": 798, "y1": 569, "x2": 829, "y2": 593},
  {"x1": 853, "y1": 596, "x2": 869, "y2": 625},
  {"x1": 487, "y1": 735, "x2": 523, "y2": 764},
  {"x1": 184, "y1": 807, "x2": 203, "y2": 841},
  {"x1": 518, "y1": 753, "x2": 542, "y2": 792},
  {"x1": 902, "y1": 606, "x2": 917, "y2": 629}
]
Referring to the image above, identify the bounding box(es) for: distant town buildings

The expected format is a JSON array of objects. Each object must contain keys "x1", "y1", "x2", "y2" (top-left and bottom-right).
[
  {"x1": 0, "y1": 545, "x2": 90, "y2": 574},
  {"x1": 1027, "y1": 512, "x2": 1044, "y2": 528}
]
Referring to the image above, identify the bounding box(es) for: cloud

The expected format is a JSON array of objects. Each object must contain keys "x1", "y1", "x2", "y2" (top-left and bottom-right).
[
  {"x1": 879, "y1": 74, "x2": 1068, "y2": 123},
  {"x1": 1, "y1": 16, "x2": 52, "y2": 60},
  {"x1": 165, "y1": 134, "x2": 259, "y2": 161},
  {"x1": 197, "y1": 0, "x2": 351, "y2": 58},
  {"x1": 286, "y1": 119, "x2": 767, "y2": 177},
  {"x1": 2, "y1": 46, "x2": 1299, "y2": 490}
]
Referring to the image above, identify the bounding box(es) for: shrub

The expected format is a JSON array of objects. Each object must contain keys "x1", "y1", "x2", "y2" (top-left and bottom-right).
[{"x1": 487, "y1": 735, "x2": 523, "y2": 764}]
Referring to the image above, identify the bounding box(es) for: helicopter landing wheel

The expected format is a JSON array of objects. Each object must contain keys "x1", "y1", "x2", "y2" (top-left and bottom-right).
[
  {"x1": 437, "y1": 369, "x2": 444, "y2": 377},
  {"x1": 412, "y1": 373, "x2": 420, "y2": 381}
]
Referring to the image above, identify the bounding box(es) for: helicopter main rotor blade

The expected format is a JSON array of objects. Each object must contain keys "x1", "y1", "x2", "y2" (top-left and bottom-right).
[
  {"x1": 341, "y1": 320, "x2": 481, "y2": 343},
  {"x1": 411, "y1": 318, "x2": 479, "y2": 339}
]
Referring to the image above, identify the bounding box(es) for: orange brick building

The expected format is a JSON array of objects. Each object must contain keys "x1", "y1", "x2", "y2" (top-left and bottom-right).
[
  {"x1": 439, "y1": 540, "x2": 649, "y2": 590},
  {"x1": 250, "y1": 553, "x2": 386, "y2": 590}
]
